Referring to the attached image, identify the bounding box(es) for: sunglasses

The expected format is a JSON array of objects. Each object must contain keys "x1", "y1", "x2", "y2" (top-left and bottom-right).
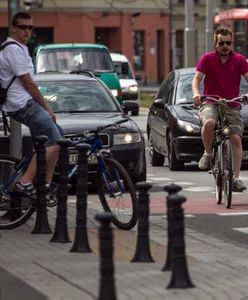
[
  {"x1": 218, "y1": 41, "x2": 232, "y2": 46},
  {"x1": 14, "y1": 24, "x2": 33, "y2": 31}
]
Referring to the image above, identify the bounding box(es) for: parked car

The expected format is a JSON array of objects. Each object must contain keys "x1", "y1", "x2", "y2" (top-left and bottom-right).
[
  {"x1": 32, "y1": 43, "x2": 123, "y2": 104},
  {"x1": 110, "y1": 52, "x2": 140, "y2": 116},
  {"x1": 147, "y1": 67, "x2": 248, "y2": 170},
  {"x1": 0, "y1": 73, "x2": 146, "y2": 183}
]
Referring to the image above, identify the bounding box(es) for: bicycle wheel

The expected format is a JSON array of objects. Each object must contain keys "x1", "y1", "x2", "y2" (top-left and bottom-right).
[
  {"x1": 97, "y1": 157, "x2": 138, "y2": 230},
  {"x1": 212, "y1": 145, "x2": 223, "y2": 205},
  {"x1": 221, "y1": 139, "x2": 233, "y2": 208},
  {"x1": 0, "y1": 155, "x2": 35, "y2": 229}
]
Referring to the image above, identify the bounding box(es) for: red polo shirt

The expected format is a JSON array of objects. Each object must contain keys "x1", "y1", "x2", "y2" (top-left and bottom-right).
[{"x1": 196, "y1": 51, "x2": 248, "y2": 107}]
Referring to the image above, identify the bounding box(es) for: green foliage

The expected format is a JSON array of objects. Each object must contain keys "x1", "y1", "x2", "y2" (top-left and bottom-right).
[{"x1": 140, "y1": 92, "x2": 156, "y2": 108}]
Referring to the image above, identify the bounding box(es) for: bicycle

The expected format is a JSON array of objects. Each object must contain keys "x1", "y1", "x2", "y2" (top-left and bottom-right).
[
  {"x1": 0, "y1": 119, "x2": 138, "y2": 230},
  {"x1": 200, "y1": 95, "x2": 247, "y2": 208}
]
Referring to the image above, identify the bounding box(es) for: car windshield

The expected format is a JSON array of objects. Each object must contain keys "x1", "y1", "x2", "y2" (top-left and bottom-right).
[
  {"x1": 176, "y1": 74, "x2": 200, "y2": 104},
  {"x1": 36, "y1": 48, "x2": 115, "y2": 74},
  {"x1": 113, "y1": 61, "x2": 134, "y2": 79},
  {"x1": 176, "y1": 73, "x2": 248, "y2": 105},
  {"x1": 37, "y1": 80, "x2": 119, "y2": 113}
]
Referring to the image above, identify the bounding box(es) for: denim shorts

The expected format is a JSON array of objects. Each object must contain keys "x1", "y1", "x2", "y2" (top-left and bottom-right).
[
  {"x1": 7, "y1": 99, "x2": 64, "y2": 146},
  {"x1": 198, "y1": 103, "x2": 244, "y2": 136}
]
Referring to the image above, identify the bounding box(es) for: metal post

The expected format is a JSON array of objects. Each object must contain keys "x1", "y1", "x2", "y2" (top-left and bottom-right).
[
  {"x1": 184, "y1": 0, "x2": 196, "y2": 67},
  {"x1": 206, "y1": 0, "x2": 215, "y2": 52},
  {"x1": 8, "y1": 0, "x2": 22, "y2": 159}
]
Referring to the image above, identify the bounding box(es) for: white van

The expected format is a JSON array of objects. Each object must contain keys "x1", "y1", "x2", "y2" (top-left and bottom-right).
[{"x1": 110, "y1": 52, "x2": 140, "y2": 116}]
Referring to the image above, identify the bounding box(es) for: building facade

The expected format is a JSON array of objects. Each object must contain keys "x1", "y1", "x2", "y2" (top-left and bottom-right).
[{"x1": 0, "y1": 0, "x2": 247, "y2": 84}]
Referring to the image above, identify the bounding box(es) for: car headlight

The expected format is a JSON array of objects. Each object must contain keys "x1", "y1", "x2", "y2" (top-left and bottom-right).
[
  {"x1": 128, "y1": 85, "x2": 138, "y2": 93},
  {"x1": 111, "y1": 89, "x2": 118, "y2": 97},
  {"x1": 177, "y1": 120, "x2": 201, "y2": 133},
  {"x1": 113, "y1": 133, "x2": 141, "y2": 145}
]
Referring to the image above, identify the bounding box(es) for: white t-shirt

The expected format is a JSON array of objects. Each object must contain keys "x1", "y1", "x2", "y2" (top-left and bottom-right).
[{"x1": 0, "y1": 37, "x2": 34, "y2": 112}]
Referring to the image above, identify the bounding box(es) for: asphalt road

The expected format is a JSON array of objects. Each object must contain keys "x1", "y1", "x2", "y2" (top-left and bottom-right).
[{"x1": 131, "y1": 110, "x2": 248, "y2": 249}]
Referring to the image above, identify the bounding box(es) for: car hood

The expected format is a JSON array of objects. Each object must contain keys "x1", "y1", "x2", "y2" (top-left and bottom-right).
[
  {"x1": 172, "y1": 105, "x2": 200, "y2": 125},
  {"x1": 173, "y1": 104, "x2": 248, "y2": 128},
  {"x1": 21, "y1": 112, "x2": 139, "y2": 135}
]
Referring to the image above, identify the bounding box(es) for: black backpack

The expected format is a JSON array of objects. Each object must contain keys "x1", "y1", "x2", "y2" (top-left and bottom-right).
[{"x1": 0, "y1": 41, "x2": 21, "y2": 106}]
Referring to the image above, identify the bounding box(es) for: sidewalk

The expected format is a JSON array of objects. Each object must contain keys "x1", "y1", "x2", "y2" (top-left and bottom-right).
[{"x1": 1, "y1": 194, "x2": 248, "y2": 300}]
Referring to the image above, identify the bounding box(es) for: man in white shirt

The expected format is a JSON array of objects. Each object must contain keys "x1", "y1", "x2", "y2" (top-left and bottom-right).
[{"x1": 0, "y1": 12, "x2": 63, "y2": 198}]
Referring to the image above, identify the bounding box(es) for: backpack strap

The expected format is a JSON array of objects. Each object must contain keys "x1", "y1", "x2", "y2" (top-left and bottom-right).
[{"x1": 1, "y1": 111, "x2": 10, "y2": 136}]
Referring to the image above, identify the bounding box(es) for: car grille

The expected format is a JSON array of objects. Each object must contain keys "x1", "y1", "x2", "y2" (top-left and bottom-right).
[{"x1": 65, "y1": 133, "x2": 110, "y2": 148}]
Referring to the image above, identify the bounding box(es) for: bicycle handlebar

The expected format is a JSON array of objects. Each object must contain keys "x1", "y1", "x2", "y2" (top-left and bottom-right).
[
  {"x1": 200, "y1": 95, "x2": 248, "y2": 104},
  {"x1": 65, "y1": 118, "x2": 128, "y2": 139}
]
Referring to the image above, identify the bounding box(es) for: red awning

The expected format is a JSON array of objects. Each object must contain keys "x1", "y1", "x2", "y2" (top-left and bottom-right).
[{"x1": 215, "y1": 8, "x2": 248, "y2": 23}]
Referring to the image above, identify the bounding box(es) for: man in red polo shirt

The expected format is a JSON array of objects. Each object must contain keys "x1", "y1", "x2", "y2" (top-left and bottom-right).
[{"x1": 192, "y1": 27, "x2": 248, "y2": 192}]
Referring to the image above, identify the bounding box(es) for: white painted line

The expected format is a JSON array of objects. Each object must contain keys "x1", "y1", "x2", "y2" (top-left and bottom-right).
[
  {"x1": 183, "y1": 187, "x2": 214, "y2": 192},
  {"x1": 147, "y1": 177, "x2": 173, "y2": 181},
  {"x1": 232, "y1": 227, "x2": 248, "y2": 234},
  {"x1": 217, "y1": 212, "x2": 248, "y2": 216}
]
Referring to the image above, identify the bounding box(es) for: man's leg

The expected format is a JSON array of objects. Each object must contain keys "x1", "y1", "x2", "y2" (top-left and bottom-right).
[
  {"x1": 201, "y1": 118, "x2": 216, "y2": 153},
  {"x1": 230, "y1": 134, "x2": 242, "y2": 178},
  {"x1": 18, "y1": 144, "x2": 60, "y2": 184}
]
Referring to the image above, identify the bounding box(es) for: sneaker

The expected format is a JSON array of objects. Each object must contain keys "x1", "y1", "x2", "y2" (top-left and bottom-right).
[
  {"x1": 15, "y1": 182, "x2": 37, "y2": 200},
  {"x1": 198, "y1": 152, "x2": 211, "y2": 170},
  {"x1": 232, "y1": 178, "x2": 246, "y2": 192}
]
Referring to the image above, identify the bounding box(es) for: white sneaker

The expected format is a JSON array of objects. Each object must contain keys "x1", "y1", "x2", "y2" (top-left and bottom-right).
[{"x1": 198, "y1": 152, "x2": 211, "y2": 170}]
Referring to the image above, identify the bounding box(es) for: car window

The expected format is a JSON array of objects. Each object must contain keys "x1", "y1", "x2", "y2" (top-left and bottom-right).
[
  {"x1": 37, "y1": 48, "x2": 115, "y2": 73},
  {"x1": 157, "y1": 72, "x2": 175, "y2": 104},
  {"x1": 113, "y1": 61, "x2": 134, "y2": 79},
  {"x1": 37, "y1": 80, "x2": 119, "y2": 112},
  {"x1": 240, "y1": 76, "x2": 248, "y2": 95}
]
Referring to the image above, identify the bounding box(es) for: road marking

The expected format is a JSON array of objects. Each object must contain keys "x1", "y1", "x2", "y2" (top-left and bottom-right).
[
  {"x1": 232, "y1": 227, "x2": 248, "y2": 234},
  {"x1": 184, "y1": 186, "x2": 214, "y2": 192},
  {"x1": 217, "y1": 212, "x2": 248, "y2": 216}
]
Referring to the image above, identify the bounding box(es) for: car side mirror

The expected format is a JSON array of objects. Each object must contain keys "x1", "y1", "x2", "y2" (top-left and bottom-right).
[
  {"x1": 135, "y1": 74, "x2": 142, "y2": 81},
  {"x1": 153, "y1": 98, "x2": 164, "y2": 109},
  {"x1": 122, "y1": 101, "x2": 139, "y2": 113},
  {"x1": 121, "y1": 62, "x2": 129, "y2": 74}
]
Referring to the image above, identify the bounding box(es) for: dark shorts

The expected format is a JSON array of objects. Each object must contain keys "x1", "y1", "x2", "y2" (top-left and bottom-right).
[{"x1": 7, "y1": 99, "x2": 64, "y2": 146}]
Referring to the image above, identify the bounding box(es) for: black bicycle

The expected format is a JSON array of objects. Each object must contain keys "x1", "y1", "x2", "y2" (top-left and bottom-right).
[
  {"x1": 0, "y1": 119, "x2": 138, "y2": 230},
  {"x1": 201, "y1": 95, "x2": 247, "y2": 208}
]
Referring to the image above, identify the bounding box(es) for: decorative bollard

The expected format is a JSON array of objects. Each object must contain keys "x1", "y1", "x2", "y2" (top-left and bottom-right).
[
  {"x1": 50, "y1": 139, "x2": 71, "y2": 243},
  {"x1": 167, "y1": 194, "x2": 195, "y2": 289},
  {"x1": 95, "y1": 212, "x2": 117, "y2": 300},
  {"x1": 130, "y1": 182, "x2": 154, "y2": 263},
  {"x1": 161, "y1": 183, "x2": 182, "y2": 271},
  {"x1": 32, "y1": 135, "x2": 52, "y2": 234},
  {"x1": 70, "y1": 143, "x2": 92, "y2": 253}
]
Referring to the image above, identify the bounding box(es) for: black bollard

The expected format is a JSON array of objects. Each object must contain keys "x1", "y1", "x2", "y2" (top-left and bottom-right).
[
  {"x1": 130, "y1": 182, "x2": 154, "y2": 263},
  {"x1": 167, "y1": 194, "x2": 195, "y2": 289},
  {"x1": 32, "y1": 135, "x2": 52, "y2": 234},
  {"x1": 161, "y1": 183, "x2": 182, "y2": 271},
  {"x1": 50, "y1": 139, "x2": 71, "y2": 243},
  {"x1": 95, "y1": 212, "x2": 117, "y2": 300},
  {"x1": 70, "y1": 143, "x2": 92, "y2": 253}
]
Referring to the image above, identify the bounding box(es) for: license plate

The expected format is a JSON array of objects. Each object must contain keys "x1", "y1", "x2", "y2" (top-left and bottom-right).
[{"x1": 69, "y1": 153, "x2": 97, "y2": 165}]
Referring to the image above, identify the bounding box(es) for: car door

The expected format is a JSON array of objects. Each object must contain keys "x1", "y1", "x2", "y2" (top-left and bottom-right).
[{"x1": 149, "y1": 72, "x2": 175, "y2": 155}]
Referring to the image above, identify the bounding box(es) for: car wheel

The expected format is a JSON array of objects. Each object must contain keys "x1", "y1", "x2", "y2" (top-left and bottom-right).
[
  {"x1": 168, "y1": 133, "x2": 184, "y2": 171},
  {"x1": 148, "y1": 132, "x2": 165, "y2": 166},
  {"x1": 131, "y1": 109, "x2": 139, "y2": 116}
]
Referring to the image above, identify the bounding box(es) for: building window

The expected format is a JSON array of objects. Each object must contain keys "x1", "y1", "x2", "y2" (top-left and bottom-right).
[{"x1": 133, "y1": 31, "x2": 145, "y2": 71}]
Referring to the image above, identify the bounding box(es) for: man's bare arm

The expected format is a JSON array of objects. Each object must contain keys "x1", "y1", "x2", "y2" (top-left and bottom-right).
[
  {"x1": 192, "y1": 71, "x2": 204, "y2": 106},
  {"x1": 18, "y1": 73, "x2": 56, "y2": 121}
]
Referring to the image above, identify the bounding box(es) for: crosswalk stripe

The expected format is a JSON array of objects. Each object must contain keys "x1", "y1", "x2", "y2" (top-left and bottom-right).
[
  {"x1": 232, "y1": 227, "x2": 248, "y2": 233},
  {"x1": 217, "y1": 212, "x2": 248, "y2": 216}
]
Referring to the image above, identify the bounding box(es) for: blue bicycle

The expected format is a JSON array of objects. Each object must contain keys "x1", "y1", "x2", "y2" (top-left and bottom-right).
[{"x1": 0, "y1": 119, "x2": 138, "y2": 230}]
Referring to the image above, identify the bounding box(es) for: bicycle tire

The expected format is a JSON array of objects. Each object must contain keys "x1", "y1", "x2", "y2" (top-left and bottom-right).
[
  {"x1": 0, "y1": 155, "x2": 35, "y2": 229},
  {"x1": 97, "y1": 157, "x2": 138, "y2": 230},
  {"x1": 222, "y1": 139, "x2": 233, "y2": 208},
  {"x1": 213, "y1": 145, "x2": 222, "y2": 204}
]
